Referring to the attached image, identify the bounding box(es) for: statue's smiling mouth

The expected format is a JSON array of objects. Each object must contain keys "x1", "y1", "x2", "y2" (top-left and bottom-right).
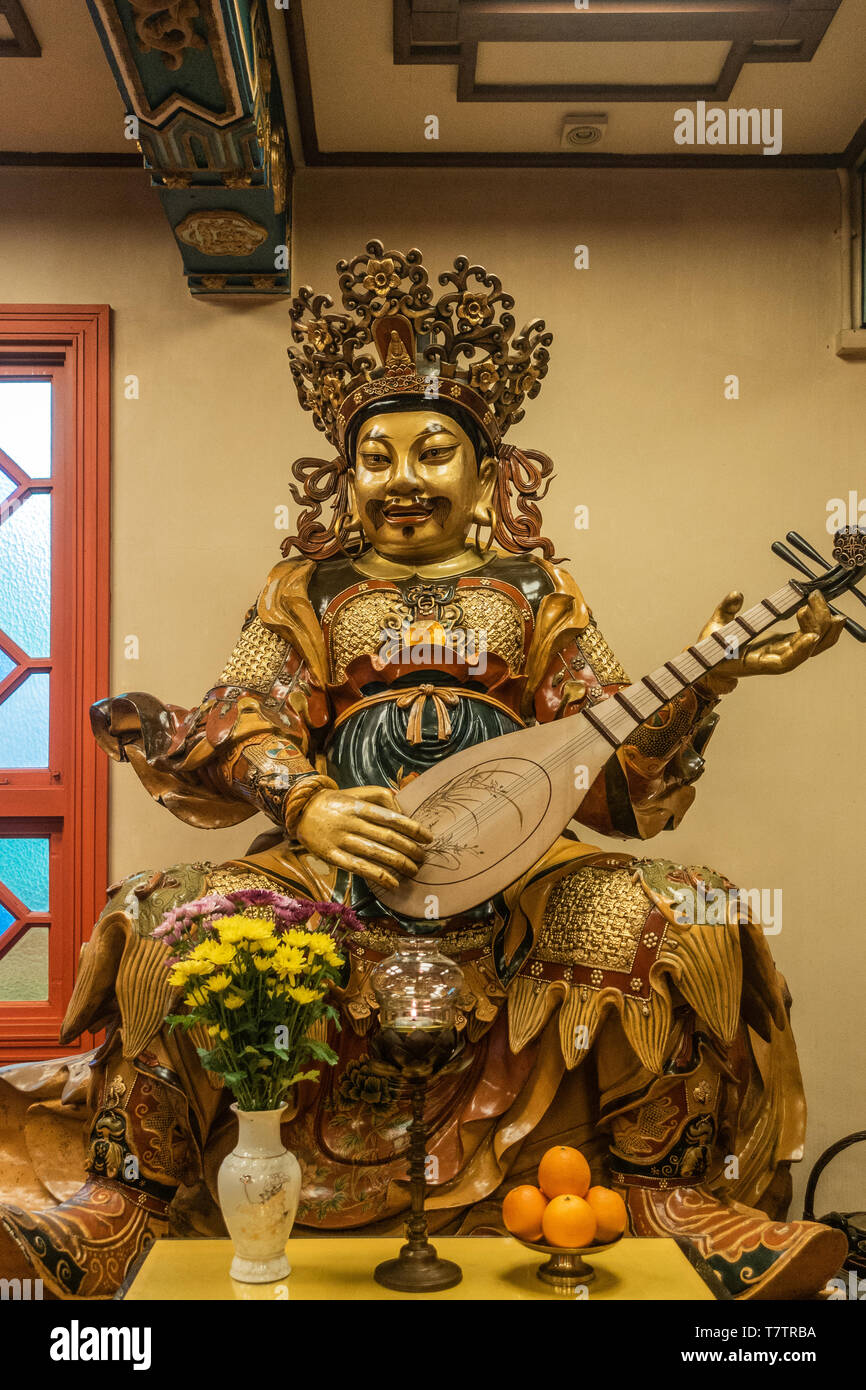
[
  {"x1": 382, "y1": 500, "x2": 434, "y2": 524},
  {"x1": 367, "y1": 497, "x2": 452, "y2": 529}
]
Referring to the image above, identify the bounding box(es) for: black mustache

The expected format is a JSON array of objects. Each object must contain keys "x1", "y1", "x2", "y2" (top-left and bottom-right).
[{"x1": 366, "y1": 497, "x2": 452, "y2": 528}]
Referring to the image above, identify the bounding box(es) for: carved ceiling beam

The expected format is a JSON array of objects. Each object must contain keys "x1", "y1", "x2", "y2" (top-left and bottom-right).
[{"x1": 87, "y1": 0, "x2": 291, "y2": 295}]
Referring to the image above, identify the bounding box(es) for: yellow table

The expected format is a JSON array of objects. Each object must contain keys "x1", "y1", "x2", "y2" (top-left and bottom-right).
[{"x1": 124, "y1": 1236, "x2": 715, "y2": 1301}]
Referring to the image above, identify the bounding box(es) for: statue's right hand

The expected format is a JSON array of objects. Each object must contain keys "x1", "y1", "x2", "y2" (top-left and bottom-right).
[{"x1": 294, "y1": 785, "x2": 433, "y2": 893}]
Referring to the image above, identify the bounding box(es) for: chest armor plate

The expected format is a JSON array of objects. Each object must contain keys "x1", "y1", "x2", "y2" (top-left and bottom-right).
[{"x1": 324, "y1": 577, "x2": 531, "y2": 684}]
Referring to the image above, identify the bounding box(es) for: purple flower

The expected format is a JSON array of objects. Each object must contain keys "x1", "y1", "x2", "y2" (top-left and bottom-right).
[
  {"x1": 226, "y1": 888, "x2": 285, "y2": 907},
  {"x1": 155, "y1": 887, "x2": 362, "y2": 970}
]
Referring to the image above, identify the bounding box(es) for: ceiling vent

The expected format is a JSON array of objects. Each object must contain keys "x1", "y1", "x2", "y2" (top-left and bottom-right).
[{"x1": 560, "y1": 114, "x2": 608, "y2": 150}]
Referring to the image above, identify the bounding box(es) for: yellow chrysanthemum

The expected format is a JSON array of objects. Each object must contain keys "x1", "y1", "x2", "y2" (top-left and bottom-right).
[
  {"x1": 280, "y1": 929, "x2": 313, "y2": 950},
  {"x1": 195, "y1": 941, "x2": 237, "y2": 967},
  {"x1": 272, "y1": 946, "x2": 307, "y2": 979},
  {"x1": 185, "y1": 986, "x2": 211, "y2": 1008},
  {"x1": 219, "y1": 1028, "x2": 229, "y2": 1041},
  {"x1": 253, "y1": 955, "x2": 274, "y2": 973},
  {"x1": 250, "y1": 937, "x2": 278, "y2": 955},
  {"x1": 182, "y1": 955, "x2": 215, "y2": 977},
  {"x1": 216, "y1": 916, "x2": 274, "y2": 945},
  {"x1": 205, "y1": 972, "x2": 232, "y2": 993},
  {"x1": 287, "y1": 985, "x2": 325, "y2": 1005},
  {"x1": 223, "y1": 992, "x2": 246, "y2": 1010},
  {"x1": 305, "y1": 931, "x2": 337, "y2": 955}
]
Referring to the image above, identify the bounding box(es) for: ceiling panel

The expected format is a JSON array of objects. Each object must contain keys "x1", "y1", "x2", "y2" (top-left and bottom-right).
[
  {"x1": 0, "y1": 0, "x2": 864, "y2": 165},
  {"x1": 475, "y1": 42, "x2": 732, "y2": 88},
  {"x1": 0, "y1": 0, "x2": 127, "y2": 152},
  {"x1": 299, "y1": 0, "x2": 866, "y2": 158}
]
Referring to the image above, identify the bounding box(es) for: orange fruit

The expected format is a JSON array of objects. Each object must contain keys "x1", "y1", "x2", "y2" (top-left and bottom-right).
[
  {"x1": 537, "y1": 1144, "x2": 591, "y2": 1200},
  {"x1": 585, "y1": 1185, "x2": 627, "y2": 1243},
  {"x1": 542, "y1": 1193, "x2": 597, "y2": 1248},
  {"x1": 502, "y1": 1184, "x2": 549, "y2": 1242}
]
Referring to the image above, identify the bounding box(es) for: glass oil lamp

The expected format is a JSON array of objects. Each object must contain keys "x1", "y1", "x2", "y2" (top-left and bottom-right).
[{"x1": 369, "y1": 939, "x2": 465, "y2": 1292}]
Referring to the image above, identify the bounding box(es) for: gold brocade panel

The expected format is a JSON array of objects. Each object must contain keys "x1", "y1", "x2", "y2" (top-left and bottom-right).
[
  {"x1": 537, "y1": 867, "x2": 650, "y2": 971},
  {"x1": 217, "y1": 616, "x2": 289, "y2": 693},
  {"x1": 577, "y1": 619, "x2": 630, "y2": 687}
]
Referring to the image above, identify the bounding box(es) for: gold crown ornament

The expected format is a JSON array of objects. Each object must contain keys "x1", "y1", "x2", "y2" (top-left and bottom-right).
[{"x1": 287, "y1": 240, "x2": 553, "y2": 456}]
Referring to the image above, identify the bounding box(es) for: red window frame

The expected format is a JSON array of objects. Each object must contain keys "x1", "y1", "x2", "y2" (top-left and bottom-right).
[{"x1": 0, "y1": 306, "x2": 110, "y2": 1061}]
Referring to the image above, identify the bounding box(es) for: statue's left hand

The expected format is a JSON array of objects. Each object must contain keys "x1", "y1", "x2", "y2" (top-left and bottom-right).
[{"x1": 699, "y1": 590, "x2": 845, "y2": 680}]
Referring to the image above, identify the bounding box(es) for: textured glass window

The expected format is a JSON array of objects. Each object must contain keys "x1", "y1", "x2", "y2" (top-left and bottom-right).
[
  {"x1": 0, "y1": 929, "x2": 49, "y2": 1000},
  {"x1": 0, "y1": 837, "x2": 50, "y2": 913},
  {"x1": 0, "y1": 379, "x2": 53, "y2": 776},
  {"x1": 0, "y1": 673, "x2": 50, "y2": 768},
  {"x1": 0, "y1": 839, "x2": 50, "y2": 1002},
  {"x1": 0, "y1": 381, "x2": 52, "y2": 477},
  {"x1": 0, "y1": 493, "x2": 52, "y2": 657},
  {"x1": 0, "y1": 323, "x2": 108, "y2": 1036}
]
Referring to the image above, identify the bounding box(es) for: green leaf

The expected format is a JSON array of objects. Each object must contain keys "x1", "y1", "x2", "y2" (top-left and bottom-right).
[
  {"x1": 304, "y1": 1037, "x2": 339, "y2": 1065},
  {"x1": 166, "y1": 1013, "x2": 197, "y2": 1030},
  {"x1": 286, "y1": 1070, "x2": 320, "y2": 1087}
]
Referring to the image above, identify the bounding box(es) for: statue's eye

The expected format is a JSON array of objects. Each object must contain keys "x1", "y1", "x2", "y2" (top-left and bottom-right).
[
  {"x1": 421, "y1": 446, "x2": 450, "y2": 460},
  {"x1": 362, "y1": 451, "x2": 388, "y2": 465}
]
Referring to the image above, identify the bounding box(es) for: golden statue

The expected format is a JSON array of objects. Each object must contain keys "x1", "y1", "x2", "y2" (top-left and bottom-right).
[{"x1": 0, "y1": 242, "x2": 849, "y2": 1299}]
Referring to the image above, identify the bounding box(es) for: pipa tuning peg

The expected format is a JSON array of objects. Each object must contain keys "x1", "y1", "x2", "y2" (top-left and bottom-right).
[
  {"x1": 772, "y1": 540, "x2": 816, "y2": 582},
  {"x1": 771, "y1": 540, "x2": 866, "y2": 642},
  {"x1": 832, "y1": 526, "x2": 866, "y2": 575},
  {"x1": 786, "y1": 531, "x2": 830, "y2": 571},
  {"x1": 787, "y1": 531, "x2": 866, "y2": 610}
]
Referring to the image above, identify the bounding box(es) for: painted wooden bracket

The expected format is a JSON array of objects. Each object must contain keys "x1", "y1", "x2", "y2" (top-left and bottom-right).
[{"x1": 87, "y1": 0, "x2": 291, "y2": 296}]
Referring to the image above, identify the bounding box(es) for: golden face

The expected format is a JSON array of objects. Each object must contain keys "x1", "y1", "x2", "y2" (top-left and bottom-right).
[{"x1": 351, "y1": 409, "x2": 494, "y2": 563}]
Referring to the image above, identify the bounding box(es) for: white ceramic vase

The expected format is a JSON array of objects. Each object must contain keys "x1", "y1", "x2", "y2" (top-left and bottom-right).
[{"x1": 217, "y1": 1104, "x2": 302, "y2": 1284}]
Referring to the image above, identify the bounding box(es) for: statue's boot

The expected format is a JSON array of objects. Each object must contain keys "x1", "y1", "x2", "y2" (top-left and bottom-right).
[
  {"x1": 0, "y1": 1047, "x2": 199, "y2": 1299},
  {"x1": 613, "y1": 1179, "x2": 846, "y2": 1301},
  {"x1": 604, "y1": 1043, "x2": 847, "y2": 1299}
]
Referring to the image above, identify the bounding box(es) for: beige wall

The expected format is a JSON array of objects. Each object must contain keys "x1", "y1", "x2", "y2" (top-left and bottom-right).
[{"x1": 0, "y1": 164, "x2": 863, "y2": 1217}]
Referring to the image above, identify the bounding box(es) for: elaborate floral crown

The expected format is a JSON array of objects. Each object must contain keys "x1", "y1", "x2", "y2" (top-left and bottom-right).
[{"x1": 287, "y1": 240, "x2": 553, "y2": 456}]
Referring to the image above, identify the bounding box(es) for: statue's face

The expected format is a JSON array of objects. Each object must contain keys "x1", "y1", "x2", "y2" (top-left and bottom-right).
[{"x1": 352, "y1": 409, "x2": 493, "y2": 563}]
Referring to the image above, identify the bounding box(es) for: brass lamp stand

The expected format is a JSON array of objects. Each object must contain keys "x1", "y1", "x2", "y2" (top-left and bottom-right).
[{"x1": 369, "y1": 940, "x2": 465, "y2": 1293}]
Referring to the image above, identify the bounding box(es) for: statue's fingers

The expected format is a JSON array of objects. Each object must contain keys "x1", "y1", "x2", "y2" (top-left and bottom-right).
[
  {"x1": 774, "y1": 630, "x2": 820, "y2": 671},
  {"x1": 797, "y1": 592, "x2": 831, "y2": 635},
  {"x1": 347, "y1": 798, "x2": 433, "y2": 843},
  {"x1": 811, "y1": 613, "x2": 846, "y2": 655},
  {"x1": 342, "y1": 835, "x2": 421, "y2": 879},
  {"x1": 330, "y1": 847, "x2": 400, "y2": 892},
  {"x1": 719, "y1": 590, "x2": 744, "y2": 620},
  {"x1": 346, "y1": 817, "x2": 427, "y2": 863},
  {"x1": 351, "y1": 785, "x2": 402, "y2": 810},
  {"x1": 699, "y1": 591, "x2": 743, "y2": 640}
]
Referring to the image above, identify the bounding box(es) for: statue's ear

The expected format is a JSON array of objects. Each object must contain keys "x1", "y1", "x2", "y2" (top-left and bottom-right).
[
  {"x1": 478, "y1": 453, "x2": 497, "y2": 500},
  {"x1": 345, "y1": 470, "x2": 361, "y2": 523},
  {"x1": 471, "y1": 454, "x2": 498, "y2": 534}
]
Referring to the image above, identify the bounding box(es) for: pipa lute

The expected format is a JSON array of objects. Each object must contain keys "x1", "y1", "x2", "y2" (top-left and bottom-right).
[{"x1": 377, "y1": 527, "x2": 866, "y2": 920}]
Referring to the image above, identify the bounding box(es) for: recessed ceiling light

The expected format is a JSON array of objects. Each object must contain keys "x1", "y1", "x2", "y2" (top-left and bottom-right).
[{"x1": 561, "y1": 114, "x2": 608, "y2": 150}]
